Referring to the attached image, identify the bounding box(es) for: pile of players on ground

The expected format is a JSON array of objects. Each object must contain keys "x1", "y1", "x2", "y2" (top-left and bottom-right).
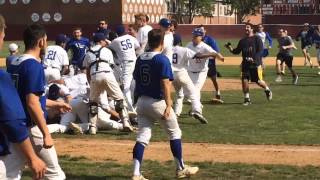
[{"x1": 6, "y1": 13, "x2": 320, "y2": 136}]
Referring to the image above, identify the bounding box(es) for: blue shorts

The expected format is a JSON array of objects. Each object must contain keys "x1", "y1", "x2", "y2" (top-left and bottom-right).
[
  {"x1": 262, "y1": 49, "x2": 269, "y2": 58},
  {"x1": 207, "y1": 59, "x2": 217, "y2": 77}
]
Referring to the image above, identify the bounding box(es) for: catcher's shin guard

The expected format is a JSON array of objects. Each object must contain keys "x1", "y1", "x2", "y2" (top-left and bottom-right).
[
  {"x1": 89, "y1": 102, "x2": 98, "y2": 134},
  {"x1": 115, "y1": 100, "x2": 133, "y2": 132}
]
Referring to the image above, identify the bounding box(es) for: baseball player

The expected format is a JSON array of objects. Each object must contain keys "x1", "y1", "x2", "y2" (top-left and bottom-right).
[
  {"x1": 184, "y1": 28, "x2": 224, "y2": 103},
  {"x1": 0, "y1": 15, "x2": 47, "y2": 180},
  {"x1": 135, "y1": 13, "x2": 153, "y2": 54},
  {"x1": 96, "y1": 19, "x2": 111, "y2": 39},
  {"x1": 172, "y1": 35, "x2": 209, "y2": 123},
  {"x1": 83, "y1": 33, "x2": 134, "y2": 134},
  {"x1": 66, "y1": 27, "x2": 90, "y2": 75},
  {"x1": 275, "y1": 28, "x2": 299, "y2": 84},
  {"x1": 256, "y1": 24, "x2": 273, "y2": 69},
  {"x1": 43, "y1": 34, "x2": 69, "y2": 82},
  {"x1": 159, "y1": 18, "x2": 174, "y2": 63},
  {"x1": 128, "y1": 24, "x2": 139, "y2": 38},
  {"x1": 132, "y1": 29, "x2": 199, "y2": 180},
  {"x1": 312, "y1": 25, "x2": 320, "y2": 74},
  {"x1": 109, "y1": 25, "x2": 141, "y2": 114},
  {"x1": 296, "y1": 23, "x2": 314, "y2": 68},
  {"x1": 8, "y1": 24, "x2": 72, "y2": 179},
  {"x1": 47, "y1": 92, "x2": 125, "y2": 134},
  {"x1": 198, "y1": 25, "x2": 224, "y2": 103},
  {"x1": 6, "y1": 43, "x2": 19, "y2": 69},
  {"x1": 225, "y1": 23, "x2": 272, "y2": 106}
]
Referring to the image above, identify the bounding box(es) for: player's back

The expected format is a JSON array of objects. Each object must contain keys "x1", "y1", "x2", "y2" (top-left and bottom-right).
[
  {"x1": 186, "y1": 42, "x2": 215, "y2": 72},
  {"x1": 163, "y1": 32, "x2": 174, "y2": 62},
  {"x1": 134, "y1": 52, "x2": 173, "y2": 99},
  {"x1": 109, "y1": 34, "x2": 139, "y2": 61},
  {"x1": 137, "y1": 25, "x2": 153, "y2": 44},
  {"x1": 83, "y1": 45, "x2": 114, "y2": 75},
  {"x1": 172, "y1": 46, "x2": 195, "y2": 71},
  {"x1": 44, "y1": 45, "x2": 69, "y2": 70}
]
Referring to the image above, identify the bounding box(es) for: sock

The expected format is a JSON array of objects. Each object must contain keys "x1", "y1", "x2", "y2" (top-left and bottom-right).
[
  {"x1": 133, "y1": 142, "x2": 145, "y2": 176},
  {"x1": 170, "y1": 139, "x2": 184, "y2": 170},
  {"x1": 244, "y1": 93, "x2": 250, "y2": 99},
  {"x1": 216, "y1": 91, "x2": 221, "y2": 96},
  {"x1": 265, "y1": 86, "x2": 270, "y2": 91}
]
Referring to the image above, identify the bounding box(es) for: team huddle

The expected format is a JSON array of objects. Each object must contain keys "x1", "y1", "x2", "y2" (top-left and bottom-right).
[{"x1": 0, "y1": 12, "x2": 318, "y2": 180}]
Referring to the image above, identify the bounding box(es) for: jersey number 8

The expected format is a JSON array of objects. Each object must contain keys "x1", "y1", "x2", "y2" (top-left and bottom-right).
[{"x1": 121, "y1": 39, "x2": 133, "y2": 50}]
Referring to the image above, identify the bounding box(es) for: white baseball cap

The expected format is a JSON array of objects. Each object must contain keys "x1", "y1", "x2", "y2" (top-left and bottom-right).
[{"x1": 8, "y1": 43, "x2": 19, "y2": 52}]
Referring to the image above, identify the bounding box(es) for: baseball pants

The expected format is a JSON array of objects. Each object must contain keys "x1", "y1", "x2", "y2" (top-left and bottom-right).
[
  {"x1": 1, "y1": 126, "x2": 65, "y2": 180},
  {"x1": 121, "y1": 61, "x2": 136, "y2": 113},
  {"x1": 136, "y1": 96, "x2": 182, "y2": 145},
  {"x1": 173, "y1": 70, "x2": 202, "y2": 116}
]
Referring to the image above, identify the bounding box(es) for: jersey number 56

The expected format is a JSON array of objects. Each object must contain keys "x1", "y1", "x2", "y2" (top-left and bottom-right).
[{"x1": 121, "y1": 39, "x2": 133, "y2": 50}]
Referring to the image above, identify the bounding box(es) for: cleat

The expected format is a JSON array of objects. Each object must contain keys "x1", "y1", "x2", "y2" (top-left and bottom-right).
[
  {"x1": 132, "y1": 175, "x2": 148, "y2": 180},
  {"x1": 275, "y1": 76, "x2": 282, "y2": 83},
  {"x1": 265, "y1": 90, "x2": 272, "y2": 101},
  {"x1": 212, "y1": 95, "x2": 224, "y2": 104},
  {"x1": 293, "y1": 75, "x2": 299, "y2": 85},
  {"x1": 280, "y1": 71, "x2": 285, "y2": 75},
  {"x1": 243, "y1": 98, "x2": 251, "y2": 106},
  {"x1": 88, "y1": 125, "x2": 97, "y2": 135},
  {"x1": 69, "y1": 122, "x2": 83, "y2": 134},
  {"x1": 192, "y1": 112, "x2": 208, "y2": 124},
  {"x1": 176, "y1": 165, "x2": 199, "y2": 179}
]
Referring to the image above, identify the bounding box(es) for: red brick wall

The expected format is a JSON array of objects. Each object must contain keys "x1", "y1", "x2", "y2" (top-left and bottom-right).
[{"x1": 264, "y1": 15, "x2": 320, "y2": 25}]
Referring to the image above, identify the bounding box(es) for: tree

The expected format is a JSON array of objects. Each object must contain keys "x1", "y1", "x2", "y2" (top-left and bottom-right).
[
  {"x1": 222, "y1": 0, "x2": 261, "y2": 23},
  {"x1": 175, "y1": 0, "x2": 216, "y2": 24}
]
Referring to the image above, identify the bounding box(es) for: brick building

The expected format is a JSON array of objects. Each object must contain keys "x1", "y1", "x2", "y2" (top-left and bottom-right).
[{"x1": 262, "y1": 0, "x2": 320, "y2": 24}]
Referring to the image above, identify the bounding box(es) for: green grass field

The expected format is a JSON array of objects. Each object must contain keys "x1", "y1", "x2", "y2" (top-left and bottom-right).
[
  {"x1": 1, "y1": 38, "x2": 317, "y2": 58},
  {"x1": 19, "y1": 65, "x2": 320, "y2": 179}
]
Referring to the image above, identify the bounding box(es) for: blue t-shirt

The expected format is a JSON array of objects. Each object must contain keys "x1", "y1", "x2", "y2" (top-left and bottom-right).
[
  {"x1": 134, "y1": 52, "x2": 173, "y2": 100},
  {"x1": 0, "y1": 70, "x2": 29, "y2": 156},
  {"x1": 203, "y1": 35, "x2": 220, "y2": 66},
  {"x1": 66, "y1": 37, "x2": 90, "y2": 68},
  {"x1": 8, "y1": 55, "x2": 47, "y2": 127}
]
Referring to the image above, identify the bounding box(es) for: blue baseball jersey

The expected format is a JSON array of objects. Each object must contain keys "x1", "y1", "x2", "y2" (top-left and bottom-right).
[
  {"x1": 8, "y1": 55, "x2": 47, "y2": 127},
  {"x1": 203, "y1": 35, "x2": 220, "y2": 67},
  {"x1": 0, "y1": 70, "x2": 29, "y2": 156},
  {"x1": 65, "y1": 37, "x2": 90, "y2": 68},
  {"x1": 134, "y1": 52, "x2": 173, "y2": 99}
]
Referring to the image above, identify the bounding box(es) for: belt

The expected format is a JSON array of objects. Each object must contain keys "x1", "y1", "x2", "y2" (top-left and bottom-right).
[
  {"x1": 191, "y1": 71, "x2": 200, "y2": 74},
  {"x1": 91, "y1": 70, "x2": 111, "y2": 75},
  {"x1": 44, "y1": 66, "x2": 60, "y2": 70},
  {"x1": 124, "y1": 60, "x2": 134, "y2": 63}
]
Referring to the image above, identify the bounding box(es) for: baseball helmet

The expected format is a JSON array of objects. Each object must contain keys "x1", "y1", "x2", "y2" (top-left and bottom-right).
[{"x1": 159, "y1": 18, "x2": 171, "y2": 28}]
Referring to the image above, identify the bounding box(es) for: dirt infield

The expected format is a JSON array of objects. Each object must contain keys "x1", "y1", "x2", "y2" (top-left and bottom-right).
[
  {"x1": 201, "y1": 78, "x2": 259, "y2": 92},
  {"x1": 54, "y1": 138, "x2": 320, "y2": 167}
]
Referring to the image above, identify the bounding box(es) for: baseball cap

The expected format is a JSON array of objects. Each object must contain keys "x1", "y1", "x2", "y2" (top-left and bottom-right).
[
  {"x1": 55, "y1": 34, "x2": 69, "y2": 44},
  {"x1": 48, "y1": 84, "x2": 60, "y2": 100},
  {"x1": 115, "y1": 25, "x2": 126, "y2": 36},
  {"x1": 8, "y1": 43, "x2": 18, "y2": 52},
  {"x1": 192, "y1": 28, "x2": 204, "y2": 37},
  {"x1": 159, "y1": 18, "x2": 171, "y2": 28},
  {"x1": 173, "y1": 34, "x2": 182, "y2": 46},
  {"x1": 93, "y1": 33, "x2": 107, "y2": 43}
]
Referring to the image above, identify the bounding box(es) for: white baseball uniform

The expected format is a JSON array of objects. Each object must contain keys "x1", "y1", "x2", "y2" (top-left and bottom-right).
[
  {"x1": 186, "y1": 41, "x2": 216, "y2": 100},
  {"x1": 109, "y1": 34, "x2": 140, "y2": 112},
  {"x1": 137, "y1": 24, "x2": 153, "y2": 54},
  {"x1": 162, "y1": 32, "x2": 174, "y2": 63},
  {"x1": 47, "y1": 94, "x2": 123, "y2": 134},
  {"x1": 43, "y1": 45, "x2": 69, "y2": 82},
  {"x1": 83, "y1": 45, "x2": 125, "y2": 105},
  {"x1": 172, "y1": 46, "x2": 203, "y2": 116},
  {"x1": 62, "y1": 73, "x2": 90, "y2": 99}
]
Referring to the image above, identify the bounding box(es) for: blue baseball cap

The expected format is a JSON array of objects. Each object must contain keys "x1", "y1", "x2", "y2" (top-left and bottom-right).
[
  {"x1": 192, "y1": 28, "x2": 204, "y2": 37},
  {"x1": 93, "y1": 33, "x2": 107, "y2": 43},
  {"x1": 55, "y1": 34, "x2": 68, "y2": 44},
  {"x1": 116, "y1": 25, "x2": 126, "y2": 36},
  {"x1": 173, "y1": 34, "x2": 182, "y2": 46},
  {"x1": 159, "y1": 18, "x2": 171, "y2": 28}
]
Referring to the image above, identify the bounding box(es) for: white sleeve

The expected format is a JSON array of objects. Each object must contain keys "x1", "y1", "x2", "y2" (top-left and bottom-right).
[
  {"x1": 62, "y1": 50, "x2": 69, "y2": 66},
  {"x1": 204, "y1": 44, "x2": 216, "y2": 54},
  {"x1": 185, "y1": 48, "x2": 196, "y2": 59},
  {"x1": 106, "y1": 49, "x2": 114, "y2": 65},
  {"x1": 82, "y1": 54, "x2": 90, "y2": 68}
]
